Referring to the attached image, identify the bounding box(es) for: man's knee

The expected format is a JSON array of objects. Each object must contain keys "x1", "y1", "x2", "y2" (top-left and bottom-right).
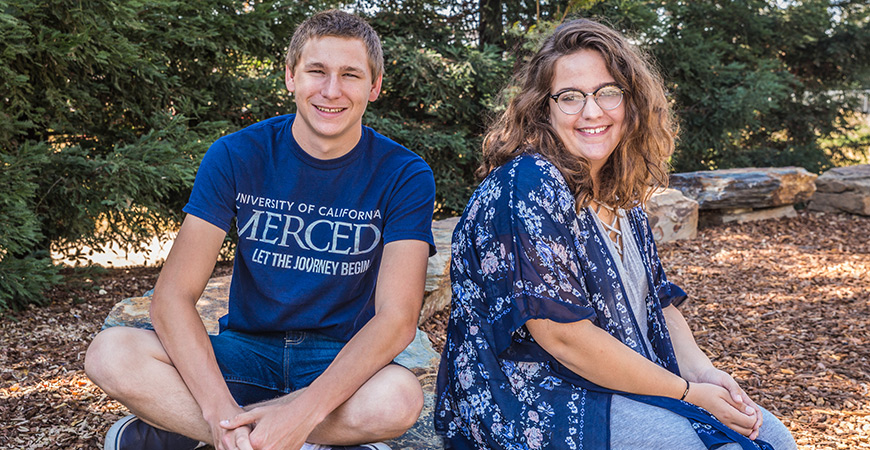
[
  {"x1": 349, "y1": 365, "x2": 424, "y2": 436},
  {"x1": 85, "y1": 327, "x2": 159, "y2": 394},
  {"x1": 382, "y1": 366, "x2": 424, "y2": 429}
]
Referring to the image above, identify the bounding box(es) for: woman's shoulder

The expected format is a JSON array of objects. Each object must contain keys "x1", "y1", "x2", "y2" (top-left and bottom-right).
[
  {"x1": 489, "y1": 152, "x2": 560, "y2": 178},
  {"x1": 475, "y1": 153, "x2": 576, "y2": 224},
  {"x1": 486, "y1": 153, "x2": 570, "y2": 195}
]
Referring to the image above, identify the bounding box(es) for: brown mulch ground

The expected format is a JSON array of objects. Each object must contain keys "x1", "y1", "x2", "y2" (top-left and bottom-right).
[{"x1": 2, "y1": 210, "x2": 868, "y2": 449}]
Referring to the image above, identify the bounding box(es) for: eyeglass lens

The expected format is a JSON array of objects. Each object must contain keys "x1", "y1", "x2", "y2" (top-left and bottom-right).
[{"x1": 556, "y1": 86, "x2": 623, "y2": 114}]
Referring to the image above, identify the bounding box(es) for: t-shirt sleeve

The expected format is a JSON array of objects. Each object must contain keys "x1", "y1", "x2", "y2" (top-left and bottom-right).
[
  {"x1": 382, "y1": 160, "x2": 436, "y2": 256},
  {"x1": 467, "y1": 158, "x2": 597, "y2": 360},
  {"x1": 182, "y1": 140, "x2": 236, "y2": 232}
]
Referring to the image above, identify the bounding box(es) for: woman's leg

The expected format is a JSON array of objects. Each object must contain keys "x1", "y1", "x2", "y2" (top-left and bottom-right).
[
  {"x1": 610, "y1": 395, "x2": 707, "y2": 450},
  {"x1": 610, "y1": 395, "x2": 797, "y2": 450}
]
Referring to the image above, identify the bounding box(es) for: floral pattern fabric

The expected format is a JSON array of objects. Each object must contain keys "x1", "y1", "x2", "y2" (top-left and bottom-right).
[{"x1": 434, "y1": 154, "x2": 773, "y2": 450}]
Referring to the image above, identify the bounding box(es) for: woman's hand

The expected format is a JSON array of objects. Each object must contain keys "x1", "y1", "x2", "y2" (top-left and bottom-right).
[
  {"x1": 684, "y1": 381, "x2": 760, "y2": 438},
  {"x1": 662, "y1": 306, "x2": 763, "y2": 439},
  {"x1": 691, "y1": 368, "x2": 763, "y2": 439}
]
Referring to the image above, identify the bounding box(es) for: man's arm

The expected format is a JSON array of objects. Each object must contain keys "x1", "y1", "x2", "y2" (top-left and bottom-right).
[
  {"x1": 150, "y1": 214, "x2": 251, "y2": 448},
  {"x1": 223, "y1": 238, "x2": 430, "y2": 449}
]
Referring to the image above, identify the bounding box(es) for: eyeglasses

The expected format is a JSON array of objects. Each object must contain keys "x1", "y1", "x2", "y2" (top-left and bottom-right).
[{"x1": 549, "y1": 85, "x2": 625, "y2": 115}]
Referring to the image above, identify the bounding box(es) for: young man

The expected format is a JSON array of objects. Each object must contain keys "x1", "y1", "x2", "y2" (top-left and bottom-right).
[{"x1": 85, "y1": 10, "x2": 435, "y2": 450}]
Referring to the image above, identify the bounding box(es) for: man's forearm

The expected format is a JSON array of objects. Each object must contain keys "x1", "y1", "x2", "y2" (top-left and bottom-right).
[
  {"x1": 148, "y1": 214, "x2": 239, "y2": 424},
  {"x1": 151, "y1": 297, "x2": 241, "y2": 423}
]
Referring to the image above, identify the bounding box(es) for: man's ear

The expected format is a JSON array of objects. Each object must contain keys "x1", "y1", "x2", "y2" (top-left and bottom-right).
[
  {"x1": 285, "y1": 65, "x2": 296, "y2": 94},
  {"x1": 369, "y1": 73, "x2": 383, "y2": 102}
]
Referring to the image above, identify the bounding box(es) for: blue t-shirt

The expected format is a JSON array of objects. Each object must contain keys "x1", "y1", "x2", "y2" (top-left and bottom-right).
[{"x1": 184, "y1": 114, "x2": 436, "y2": 341}]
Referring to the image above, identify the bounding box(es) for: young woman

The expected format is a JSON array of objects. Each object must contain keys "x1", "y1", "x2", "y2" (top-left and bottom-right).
[{"x1": 434, "y1": 18, "x2": 797, "y2": 450}]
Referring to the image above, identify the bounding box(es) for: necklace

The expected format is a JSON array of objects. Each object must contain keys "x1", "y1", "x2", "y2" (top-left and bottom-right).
[{"x1": 592, "y1": 200, "x2": 623, "y2": 257}]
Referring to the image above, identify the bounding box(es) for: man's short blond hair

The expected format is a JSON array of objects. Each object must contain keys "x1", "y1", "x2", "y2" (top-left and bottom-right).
[{"x1": 285, "y1": 10, "x2": 384, "y2": 82}]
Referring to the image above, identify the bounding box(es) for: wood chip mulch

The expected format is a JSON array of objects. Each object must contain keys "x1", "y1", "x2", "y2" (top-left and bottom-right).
[{"x1": 2, "y1": 211, "x2": 868, "y2": 449}]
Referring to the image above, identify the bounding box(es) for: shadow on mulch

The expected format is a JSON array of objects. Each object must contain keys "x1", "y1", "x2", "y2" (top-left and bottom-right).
[{"x1": 2, "y1": 211, "x2": 868, "y2": 449}]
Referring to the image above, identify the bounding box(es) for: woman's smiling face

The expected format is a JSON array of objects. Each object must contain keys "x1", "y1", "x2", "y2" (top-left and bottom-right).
[{"x1": 549, "y1": 49, "x2": 626, "y2": 183}]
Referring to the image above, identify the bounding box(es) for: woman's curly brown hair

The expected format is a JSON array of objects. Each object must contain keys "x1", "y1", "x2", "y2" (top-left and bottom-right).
[{"x1": 478, "y1": 18, "x2": 677, "y2": 210}]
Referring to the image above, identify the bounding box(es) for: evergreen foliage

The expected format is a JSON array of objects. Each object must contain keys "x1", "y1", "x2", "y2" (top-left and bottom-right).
[
  {"x1": 649, "y1": 0, "x2": 870, "y2": 172},
  {"x1": 1, "y1": 0, "x2": 867, "y2": 309},
  {"x1": 365, "y1": 7, "x2": 513, "y2": 214},
  {"x1": 0, "y1": 0, "x2": 334, "y2": 310}
]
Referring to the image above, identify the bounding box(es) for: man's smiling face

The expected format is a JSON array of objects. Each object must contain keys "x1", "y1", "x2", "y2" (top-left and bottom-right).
[{"x1": 285, "y1": 36, "x2": 382, "y2": 159}]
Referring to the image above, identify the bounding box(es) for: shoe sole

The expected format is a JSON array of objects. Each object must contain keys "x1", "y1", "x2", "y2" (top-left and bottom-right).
[{"x1": 104, "y1": 415, "x2": 138, "y2": 450}]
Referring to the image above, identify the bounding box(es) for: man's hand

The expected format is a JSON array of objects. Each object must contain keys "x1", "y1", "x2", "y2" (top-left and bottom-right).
[
  {"x1": 212, "y1": 422, "x2": 253, "y2": 450},
  {"x1": 204, "y1": 403, "x2": 253, "y2": 450},
  {"x1": 220, "y1": 401, "x2": 320, "y2": 450}
]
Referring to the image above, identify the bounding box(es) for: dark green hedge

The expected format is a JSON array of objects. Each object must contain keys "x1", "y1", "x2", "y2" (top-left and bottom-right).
[{"x1": 2, "y1": 0, "x2": 868, "y2": 310}]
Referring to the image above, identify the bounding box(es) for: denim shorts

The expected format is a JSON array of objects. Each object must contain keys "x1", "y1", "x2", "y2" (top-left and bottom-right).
[{"x1": 209, "y1": 329, "x2": 346, "y2": 407}]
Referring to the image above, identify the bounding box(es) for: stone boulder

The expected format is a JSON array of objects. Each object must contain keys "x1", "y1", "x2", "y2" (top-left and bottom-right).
[
  {"x1": 101, "y1": 279, "x2": 440, "y2": 370},
  {"x1": 670, "y1": 167, "x2": 816, "y2": 225},
  {"x1": 699, "y1": 205, "x2": 799, "y2": 226},
  {"x1": 670, "y1": 167, "x2": 817, "y2": 209},
  {"x1": 808, "y1": 164, "x2": 870, "y2": 215},
  {"x1": 425, "y1": 218, "x2": 459, "y2": 292},
  {"x1": 103, "y1": 276, "x2": 231, "y2": 333},
  {"x1": 645, "y1": 188, "x2": 699, "y2": 242},
  {"x1": 419, "y1": 217, "x2": 458, "y2": 325}
]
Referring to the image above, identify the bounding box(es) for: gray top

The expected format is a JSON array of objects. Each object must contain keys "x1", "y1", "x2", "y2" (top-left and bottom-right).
[{"x1": 590, "y1": 208, "x2": 655, "y2": 357}]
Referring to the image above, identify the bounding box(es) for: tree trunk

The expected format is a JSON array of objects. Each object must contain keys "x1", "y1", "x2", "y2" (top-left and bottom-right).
[{"x1": 479, "y1": 0, "x2": 504, "y2": 48}]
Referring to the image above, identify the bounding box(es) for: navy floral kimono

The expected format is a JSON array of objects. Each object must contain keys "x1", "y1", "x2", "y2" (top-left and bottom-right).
[{"x1": 434, "y1": 154, "x2": 773, "y2": 450}]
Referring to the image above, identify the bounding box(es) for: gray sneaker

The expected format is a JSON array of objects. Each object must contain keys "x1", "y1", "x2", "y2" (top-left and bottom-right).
[{"x1": 104, "y1": 415, "x2": 201, "y2": 450}]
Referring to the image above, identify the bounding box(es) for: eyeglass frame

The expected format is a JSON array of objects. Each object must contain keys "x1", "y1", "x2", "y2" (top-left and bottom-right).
[{"x1": 548, "y1": 84, "x2": 626, "y2": 115}]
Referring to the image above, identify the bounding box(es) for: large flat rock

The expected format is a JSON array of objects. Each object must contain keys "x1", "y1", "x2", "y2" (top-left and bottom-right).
[
  {"x1": 670, "y1": 167, "x2": 817, "y2": 210},
  {"x1": 102, "y1": 276, "x2": 231, "y2": 333},
  {"x1": 102, "y1": 279, "x2": 443, "y2": 449},
  {"x1": 101, "y1": 219, "x2": 461, "y2": 449},
  {"x1": 699, "y1": 205, "x2": 798, "y2": 226},
  {"x1": 425, "y1": 218, "x2": 458, "y2": 292},
  {"x1": 808, "y1": 164, "x2": 870, "y2": 215},
  {"x1": 101, "y1": 279, "x2": 439, "y2": 371}
]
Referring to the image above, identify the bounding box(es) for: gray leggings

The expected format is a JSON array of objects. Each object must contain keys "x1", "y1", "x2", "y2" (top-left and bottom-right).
[{"x1": 610, "y1": 395, "x2": 797, "y2": 450}]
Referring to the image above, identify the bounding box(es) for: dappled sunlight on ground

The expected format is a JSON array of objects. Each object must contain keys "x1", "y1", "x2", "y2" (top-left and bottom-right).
[
  {"x1": 658, "y1": 211, "x2": 869, "y2": 449},
  {"x1": 51, "y1": 233, "x2": 177, "y2": 268}
]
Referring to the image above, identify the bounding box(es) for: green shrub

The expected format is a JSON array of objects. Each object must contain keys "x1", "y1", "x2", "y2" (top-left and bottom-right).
[
  {"x1": 367, "y1": 10, "x2": 514, "y2": 216},
  {"x1": 645, "y1": 0, "x2": 870, "y2": 172},
  {"x1": 0, "y1": 0, "x2": 329, "y2": 310},
  {"x1": 0, "y1": 142, "x2": 61, "y2": 310}
]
